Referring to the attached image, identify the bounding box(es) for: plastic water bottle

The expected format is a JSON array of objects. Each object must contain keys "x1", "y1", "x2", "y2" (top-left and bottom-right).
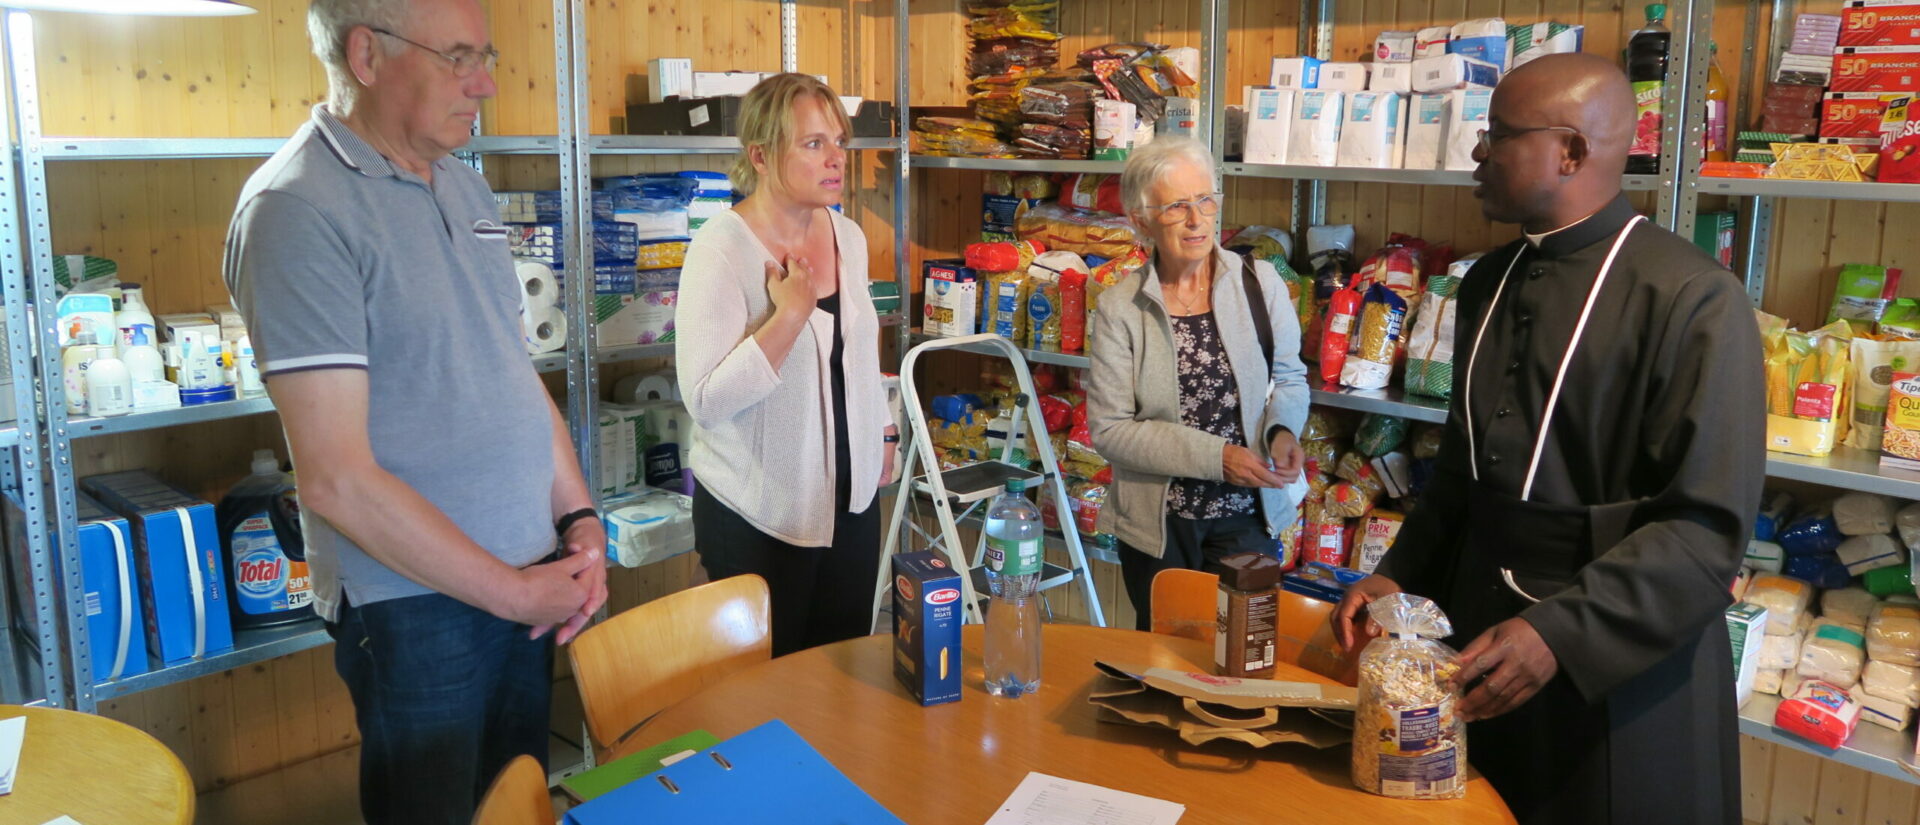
[{"x1": 984, "y1": 477, "x2": 1043, "y2": 698}]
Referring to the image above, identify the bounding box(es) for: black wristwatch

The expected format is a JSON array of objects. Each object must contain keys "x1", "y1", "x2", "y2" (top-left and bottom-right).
[
  {"x1": 555, "y1": 507, "x2": 599, "y2": 537},
  {"x1": 883, "y1": 433, "x2": 900, "y2": 443}
]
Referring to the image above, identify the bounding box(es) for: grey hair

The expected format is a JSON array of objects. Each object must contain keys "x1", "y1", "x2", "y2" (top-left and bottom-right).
[
  {"x1": 307, "y1": 0, "x2": 413, "y2": 109},
  {"x1": 1118, "y1": 134, "x2": 1216, "y2": 218}
]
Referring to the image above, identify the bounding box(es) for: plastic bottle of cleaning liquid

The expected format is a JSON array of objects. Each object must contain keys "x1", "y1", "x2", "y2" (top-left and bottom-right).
[
  {"x1": 84, "y1": 353, "x2": 132, "y2": 417},
  {"x1": 236, "y1": 335, "x2": 264, "y2": 397},
  {"x1": 1704, "y1": 42, "x2": 1731, "y2": 163},
  {"x1": 61, "y1": 334, "x2": 100, "y2": 415},
  {"x1": 120, "y1": 328, "x2": 165, "y2": 384},
  {"x1": 216, "y1": 449, "x2": 312, "y2": 628},
  {"x1": 1626, "y1": 4, "x2": 1672, "y2": 174},
  {"x1": 984, "y1": 477, "x2": 1044, "y2": 698},
  {"x1": 113, "y1": 284, "x2": 155, "y2": 356}
]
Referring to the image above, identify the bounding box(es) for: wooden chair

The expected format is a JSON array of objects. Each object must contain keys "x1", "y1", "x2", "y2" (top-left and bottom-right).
[
  {"x1": 568, "y1": 573, "x2": 772, "y2": 758},
  {"x1": 472, "y1": 754, "x2": 550, "y2": 825},
  {"x1": 1148, "y1": 567, "x2": 1357, "y2": 683}
]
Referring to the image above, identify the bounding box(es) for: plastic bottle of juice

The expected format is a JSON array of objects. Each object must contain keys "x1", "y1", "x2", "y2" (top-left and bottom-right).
[
  {"x1": 1626, "y1": 4, "x2": 1672, "y2": 174},
  {"x1": 1705, "y1": 42, "x2": 1731, "y2": 163}
]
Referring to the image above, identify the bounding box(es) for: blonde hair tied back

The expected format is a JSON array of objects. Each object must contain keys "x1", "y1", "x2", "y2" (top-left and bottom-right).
[{"x1": 730, "y1": 73, "x2": 853, "y2": 197}]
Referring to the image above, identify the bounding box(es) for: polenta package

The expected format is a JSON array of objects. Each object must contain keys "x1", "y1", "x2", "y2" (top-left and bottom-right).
[
  {"x1": 1353, "y1": 593, "x2": 1466, "y2": 800},
  {"x1": 1760, "y1": 310, "x2": 1854, "y2": 457}
]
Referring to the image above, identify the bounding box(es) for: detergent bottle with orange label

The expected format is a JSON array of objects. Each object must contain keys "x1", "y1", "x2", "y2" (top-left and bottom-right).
[{"x1": 217, "y1": 449, "x2": 312, "y2": 628}]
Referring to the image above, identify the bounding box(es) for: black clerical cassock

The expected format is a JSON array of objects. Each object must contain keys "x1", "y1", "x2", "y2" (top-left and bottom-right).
[{"x1": 1374, "y1": 194, "x2": 1765, "y2": 825}]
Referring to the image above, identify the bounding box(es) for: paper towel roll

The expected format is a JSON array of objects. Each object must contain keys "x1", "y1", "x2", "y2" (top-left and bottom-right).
[
  {"x1": 516, "y1": 261, "x2": 560, "y2": 311},
  {"x1": 523, "y1": 305, "x2": 567, "y2": 355}
]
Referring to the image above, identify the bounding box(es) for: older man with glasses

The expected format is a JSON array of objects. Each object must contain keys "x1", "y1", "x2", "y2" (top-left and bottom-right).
[
  {"x1": 1086, "y1": 135, "x2": 1312, "y2": 628},
  {"x1": 222, "y1": 0, "x2": 605, "y2": 821}
]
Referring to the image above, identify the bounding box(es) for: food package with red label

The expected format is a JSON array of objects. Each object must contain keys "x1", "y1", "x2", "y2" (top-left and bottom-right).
[
  {"x1": 1880, "y1": 95, "x2": 1920, "y2": 181},
  {"x1": 1832, "y1": 47, "x2": 1920, "y2": 92},
  {"x1": 1774, "y1": 678, "x2": 1863, "y2": 748},
  {"x1": 1824, "y1": 93, "x2": 1904, "y2": 138},
  {"x1": 1060, "y1": 173, "x2": 1125, "y2": 216},
  {"x1": 1841, "y1": 3, "x2": 1920, "y2": 48},
  {"x1": 1320, "y1": 275, "x2": 1365, "y2": 384}
]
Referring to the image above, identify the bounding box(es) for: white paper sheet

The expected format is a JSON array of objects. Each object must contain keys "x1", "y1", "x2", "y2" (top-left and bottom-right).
[
  {"x1": 0, "y1": 716, "x2": 23, "y2": 795},
  {"x1": 984, "y1": 772, "x2": 1185, "y2": 825}
]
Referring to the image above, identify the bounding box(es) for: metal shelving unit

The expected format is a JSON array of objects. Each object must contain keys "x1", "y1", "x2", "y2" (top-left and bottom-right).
[
  {"x1": 910, "y1": 155, "x2": 1123, "y2": 174},
  {"x1": 593, "y1": 135, "x2": 894, "y2": 154},
  {"x1": 1764, "y1": 446, "x2": 1920, "y2": 502},
  {"x1": 1740, "y1": 694, "x2": 1918, "y2": 784},
  {"x1": 1701, "y1": 177, "x2": 1920, "y2": 203},
  {"x1": 91, "y1": 622, "x2": 331, "y2": 701}
]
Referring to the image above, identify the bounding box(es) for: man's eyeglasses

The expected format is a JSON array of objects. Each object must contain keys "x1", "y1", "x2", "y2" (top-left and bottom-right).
[
  {"x1": 1477, "y1": 125, "x2": 1582, "y2": 152},
  {"x1": 371, "y1": 27, "x2": 500, "y2": 78},
  {"x1": 1142, "y1": 193, "x2": 1223, "y2": 224}
]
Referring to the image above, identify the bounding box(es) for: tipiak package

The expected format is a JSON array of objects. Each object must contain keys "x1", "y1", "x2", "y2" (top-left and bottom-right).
[
  {"x1": 1088, "y1": 660, "x2": 1356, "y2": 749},
  {"x1": 80, "y1": 470, "x2": 235, "y2": 665},
  {"x1": 891, "y1": 551, "x2": 961, "y2": 706}
]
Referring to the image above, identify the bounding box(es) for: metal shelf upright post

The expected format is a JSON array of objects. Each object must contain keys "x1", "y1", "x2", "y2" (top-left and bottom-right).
[{"x1": 0, "y1": 11, "x2": 48, "y2": 708}]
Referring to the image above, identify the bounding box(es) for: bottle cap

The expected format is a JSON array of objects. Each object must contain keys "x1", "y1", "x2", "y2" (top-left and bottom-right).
[
  {"x1": 1648, "y1": 3, "x2": 1667, "y2": 20},
  {"x1": 1004, "y1": 478, "x2": 1027, "y2": 494},
  {"x1": 252, "y1": 449, "x2": 278, "y2": 475}
]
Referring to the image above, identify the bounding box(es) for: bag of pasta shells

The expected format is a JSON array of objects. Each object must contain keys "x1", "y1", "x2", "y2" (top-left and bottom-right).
[{"x1": 1352, "y1": 593, "x2": 1467, "y2": 800}]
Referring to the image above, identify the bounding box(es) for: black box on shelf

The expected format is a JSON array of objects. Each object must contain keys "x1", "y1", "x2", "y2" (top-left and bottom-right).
[{"x1": 625, "y1": 97, "x2": 895, "y2": 138}]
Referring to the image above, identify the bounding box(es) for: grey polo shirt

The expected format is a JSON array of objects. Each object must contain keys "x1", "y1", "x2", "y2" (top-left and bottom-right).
[{"x1": 223, "y1": 105, "x2": 556, "y2": 622}]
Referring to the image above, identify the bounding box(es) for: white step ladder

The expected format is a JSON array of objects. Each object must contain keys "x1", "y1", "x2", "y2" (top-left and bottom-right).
[{"x1": 872, "y1": 334, "x2": 1107, "y2": 628}]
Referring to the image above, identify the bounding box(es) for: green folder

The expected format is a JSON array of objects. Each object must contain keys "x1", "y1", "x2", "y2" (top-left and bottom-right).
[{"x1": 560, "y1": 729, "x2": 722, "y2": 802}]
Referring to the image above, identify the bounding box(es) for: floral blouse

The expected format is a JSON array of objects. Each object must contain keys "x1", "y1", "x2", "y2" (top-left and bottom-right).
[{"x1": 1166, "y1": 311, "x2": 1256, "y2": 519}]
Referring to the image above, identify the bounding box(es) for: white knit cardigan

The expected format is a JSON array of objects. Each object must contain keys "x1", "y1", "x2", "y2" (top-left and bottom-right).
[{"x1": 675, "y1": 208, "x2": 890, "y2": 546}]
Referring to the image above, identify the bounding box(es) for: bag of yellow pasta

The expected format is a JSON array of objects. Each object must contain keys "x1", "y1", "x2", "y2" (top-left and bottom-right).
[
  {"x1": 1341, "y1": 284, "x2": 1411, "y2": 391},
  {"x1": 1352, "y1": 593, "x2": 1467, "y2": 800},
  {"x1": 1762, "y1": 313, "x2": 1854, "y2": 457}
]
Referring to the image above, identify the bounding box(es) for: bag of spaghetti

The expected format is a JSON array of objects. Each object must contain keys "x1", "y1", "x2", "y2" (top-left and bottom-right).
[
  {"x1": 1845, "y1": 336, "x2": 1920, "y2": 451},
  {"x1": 1352, "y1": 593, "x2": 1467, "y2": 800},
  {"x1": 1761, "y1": 312, "x2": 1854, "y2": 458},
  {"x1": 1404, "y1": 255, "x2": 1476, "y2": 400},
  {"x1": 1340, "y1": 283, "x2": 1410, "y2": 391}
]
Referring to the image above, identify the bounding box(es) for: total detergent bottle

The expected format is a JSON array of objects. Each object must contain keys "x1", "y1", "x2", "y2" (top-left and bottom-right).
[{"x1": 217, "y1": 449, "x2": 313, "y2": 628}]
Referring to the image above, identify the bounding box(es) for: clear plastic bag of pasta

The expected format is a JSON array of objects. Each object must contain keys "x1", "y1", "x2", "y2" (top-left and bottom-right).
[{"x1": 1352, "y1": 593, "x2": 1467, "y2": 800}]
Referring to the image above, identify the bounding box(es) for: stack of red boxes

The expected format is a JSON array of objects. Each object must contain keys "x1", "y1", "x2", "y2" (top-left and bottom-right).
[
  {"x1": 1834, "y1": 2, "x2": 1920, "y2": 177},
  {"x1": 1763, "y1": 13, "x2": 1842, "y2": 136}
]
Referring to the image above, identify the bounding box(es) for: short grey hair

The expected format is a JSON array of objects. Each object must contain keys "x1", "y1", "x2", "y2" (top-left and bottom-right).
[
  {"x1": 308, "y1": 0, "x2": 413, "y2": 109},
  {"x1": 1119, "y1": 135, "x2": 1216, "y2": 217}
]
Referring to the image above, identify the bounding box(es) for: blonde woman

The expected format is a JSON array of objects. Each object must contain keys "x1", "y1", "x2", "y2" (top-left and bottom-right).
[
  {"x1": 676, "y1": 74, "x2": 895, "y2": 656},
  {"x1": 1086, "y1": 136, "x2": 1311, "y2": 629}
]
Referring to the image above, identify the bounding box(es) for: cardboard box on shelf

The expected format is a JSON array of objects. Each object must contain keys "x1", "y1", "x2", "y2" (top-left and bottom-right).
[
  {"x1": 1403, "y1": 93, "x2": 1450, "y2": 170},
  {"x1": 1243, "y1": 87, "x2": 1296, "y2": 164},
  {"x1": 80, "y1": 470, "x2": 236, "y2": 666},
  {"x1": 1841, "y1": 3, "x2": 1920, "y2": 48},
  {"x1": 1285, "y1": 90, "x2": 1344, "y2": 167},
  {"x1": 1336, "y1": 91, "x2": 1406, "y2": 169},
  {"x1": 1832, "y1": 47, "x2": 1920, "y2": 92},
  {"x1": 1824, "y1": 92, "x2": 1905, "y2": 138},
  {"x1": 1268, "y1": 56, "x2": 1324, "y2": 89},
  {"x1": 648, "y1": 58, "x2": 693, "y2": 101}
]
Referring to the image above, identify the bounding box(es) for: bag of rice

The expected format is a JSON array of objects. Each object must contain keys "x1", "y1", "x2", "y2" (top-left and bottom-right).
[
  {"x1": 1352, "y1": 594, "x2": 1466, "y2": 800},
  {"x1": 1756, "y1": 491, "x2": 1795, "y2": 542},
  {"x1": 1758, "y1": 628, "x2": 1804, "y2": 670},
  {"x1": 1898, "y1": 501, "x2": 1920, "y2": 551},
  {"x1": 1858, "y1": 691, "x2": 1912, "y2": 730},
  {"x1": 1862, "y1": 659, "x2": 1920, "y2": 708},
  {"x1": 1755, "y1": 667, "x2": 1785, "y2": 695},
  {"x1": 1783, "y1": 668, "x2": 1807, "y2": 698},
  {"x1": 1403, "y1": 255, "x2": 1475, "y2": 400},
  {"x1": 1868, "y1": 603, "x2": 1920, "y2": 666},
  {"x1": 1797, "y1": 619, "x2": 1867, "y2": 689},
  {"x1": 1778, "y1": 506, "x2": 1844, "y2": 557},
  {"x1": 1745, "y1": 541, "x2": 1785, "y2": 573},
  {"x1": 1837, "y1": 534, "x2": 1906, "y2": 576},
  {"x1": 1835, "y1": 492, "x2": 1898, "y2": 536},
  {"x1": 1822, "y1": 587, "x2": 1880, "y2": 630},
  {"x1": 1745, "y1": 574, "x2": 1816, "y2": 635}
]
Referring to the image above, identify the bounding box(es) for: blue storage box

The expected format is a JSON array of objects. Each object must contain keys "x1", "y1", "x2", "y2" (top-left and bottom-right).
[
  {"x1": 76, "y1": 493, "x2": 150, "y2": 682},
  {"x1": 81, "y1": 471, "x2": 235, "y2": 664}
]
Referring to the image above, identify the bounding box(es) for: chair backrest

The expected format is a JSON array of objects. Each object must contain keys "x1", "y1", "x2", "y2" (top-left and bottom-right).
[
  {"x1": 1148, "y1": 567, "x2": 1355, "y2": 683},
  {"x1": 568, "y1": 574, "x2": 772, "y2": 757},
  {"x1": 472, "y1": 754, "x2": 550, "y2": 825}
]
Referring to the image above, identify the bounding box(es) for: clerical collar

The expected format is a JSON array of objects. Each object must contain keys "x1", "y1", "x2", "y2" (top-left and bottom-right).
[{"x1": 1524, "y1": 194, "x2": 1638, "y2": 259}]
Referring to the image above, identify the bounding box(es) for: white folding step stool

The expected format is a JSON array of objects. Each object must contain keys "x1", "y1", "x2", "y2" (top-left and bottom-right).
[{"x1": 872, "y1": 334, "x2": 1106, "y2": 628}]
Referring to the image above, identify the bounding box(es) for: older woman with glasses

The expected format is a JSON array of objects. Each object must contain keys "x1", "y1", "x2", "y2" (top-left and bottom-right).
[{"x1": 1085, "y1": 136, "x2": 1312, "y2": 629}]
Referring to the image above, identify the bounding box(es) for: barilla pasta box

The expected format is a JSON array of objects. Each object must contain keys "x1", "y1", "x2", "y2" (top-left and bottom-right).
[
  {"x1": 892, "y1": 551, "x2": 961, "y2": 706},
  {"x1": 81, "y1": 470, "x2": 235, "y2": 665},
  {"x1": 1841, "y1": 3, "x2": 1920, "y2": 48}
]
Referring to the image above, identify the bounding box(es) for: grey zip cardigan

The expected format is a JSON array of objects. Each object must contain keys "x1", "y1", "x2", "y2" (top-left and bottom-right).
[{"x1": 1086, "y1": 245, "x2": 1312, "y2": 558}]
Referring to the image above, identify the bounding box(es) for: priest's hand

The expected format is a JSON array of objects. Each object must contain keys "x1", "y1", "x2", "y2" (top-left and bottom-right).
[
  {"x1": 1331, "y1": 574, "x2": 1402, "y2": 653},
  {"x1": 1452, "y1": 617, "x2": 1559, "y2": 722}
]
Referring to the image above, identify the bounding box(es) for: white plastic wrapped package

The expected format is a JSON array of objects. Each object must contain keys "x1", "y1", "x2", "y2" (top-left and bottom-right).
[
  {"x1": 1351, "y1": 594, "x2": 1466, "y2": 800},
  {"x1": 1899, "y1": 501, "x2": 1920, "y2": 551},
  {"x1": 1822, "y1": 587, "x2": 1879, "y2": 630},
  {"x1": 1745, "y1": 574, "x2": 1815, "y2": 635},
  {"x1": 1286, "y1": 90, "x2": 1345, "y2": 167},
  {"x1": 1798, "y1": 620, "x2": 1867, "y2": 689},
  {"x1": 1758, "y1": 629, "x2": 1803, "y2": 670},
  {"x1": 1859, "y1": 691, "x2": 1912, "y2": 730},
  {"x1": 1755, "y1": 667, "x2": 1785, "y2": 696},
  {"x1": 1794, "y1": 609, "x2": 1814, "y2": 636},
  {"x1": 1838, "y1": 534, "x2": 1906, "y2": 576},
  {"x1": 1413, "y1": 26, "x2": 1451, "y2": 59},
  {"x1": 1869, "y1": 604, "x2": 1920, "y2": 666},
  {"x1": 1835, "y1": 492, "x2": 1897, "y2": 536},
  {"x1": 1863, "y1": 659, "x2": 1920, "y2": 708},
  {"x1": 1745, "y1": 540, "x2": 1785, "y2": 573}
]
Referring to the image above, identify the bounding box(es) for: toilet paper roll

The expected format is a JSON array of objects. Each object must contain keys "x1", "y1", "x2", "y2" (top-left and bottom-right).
[
  {"x1": 612, "y1": 372, "x2": 681, "y2": 404},
  {"x1": 516, "y1": 261, "x2": 560, "y2": 311},
  {"x1": 523, "y1": 305, "x2": 567, "y2": 355}
]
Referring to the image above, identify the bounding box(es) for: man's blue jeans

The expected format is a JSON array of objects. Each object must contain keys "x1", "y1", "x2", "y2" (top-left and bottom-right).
[{"x1": 326, "y1": 591, "x2": 553, "y2": 824}]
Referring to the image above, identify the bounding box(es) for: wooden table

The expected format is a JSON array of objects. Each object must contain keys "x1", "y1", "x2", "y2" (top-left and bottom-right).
[
  {"x1": 0, "y1": 705, "x2": 192, "y2": 825},
  {"x1": 624, "y1": 624, "x2": 1515, "y2": 824}
]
